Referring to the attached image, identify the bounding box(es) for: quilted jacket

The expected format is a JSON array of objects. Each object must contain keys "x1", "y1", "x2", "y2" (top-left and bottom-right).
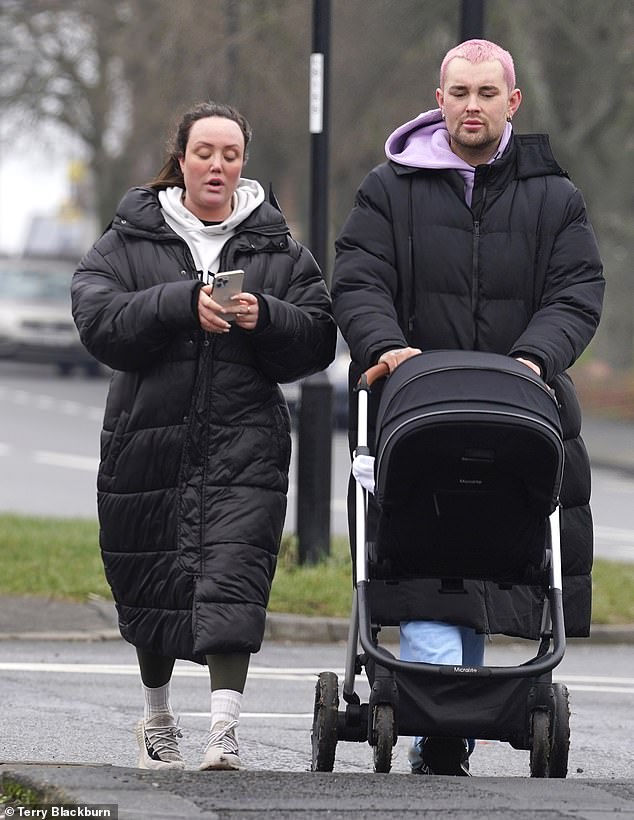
[
  {"x1": 72, "y1": 186, "x2": 336, "y2": 661},
  {"x1": 332, "y1": 132, "x2": 604, "y2": 637}
]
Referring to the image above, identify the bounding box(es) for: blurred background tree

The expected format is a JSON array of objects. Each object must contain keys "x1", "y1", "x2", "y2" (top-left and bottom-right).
[{"x1": 1, "y1": 0, "x2": 632, "y2": 373}]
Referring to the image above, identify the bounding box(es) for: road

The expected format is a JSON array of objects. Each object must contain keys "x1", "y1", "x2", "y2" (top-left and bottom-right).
[
  {"x1": 1, "y1": 637, "x2": 634, "y2": 779},
  {"x1": 1, "y1": 362, "x2": 633, "y2": 563}
]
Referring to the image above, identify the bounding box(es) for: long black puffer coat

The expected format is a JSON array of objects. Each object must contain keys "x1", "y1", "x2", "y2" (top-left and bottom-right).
[
  {"x1": 332, "y1": 133, "x2": 604, "y2": 638},
  {"x1": 72, "y1": 186, "x2": 336, "y2": 663}
]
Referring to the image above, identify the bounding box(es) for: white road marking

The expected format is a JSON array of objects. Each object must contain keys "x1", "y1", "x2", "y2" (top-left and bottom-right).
[
  {"x1": 0, "y1": 663, "x2": 324, "y2": 680},
  {"x1": 0, "y1": 386, "x2": 103, "y2": 421},
  {"x1": 594, "y1": 525, "x2": 634, "y2": 542},
  {"x1": 0, "y1": 662, "x2": 633, "y2": 694},
  {"x1": 33, "y1": 450, "x2": 99, "y2": 471},
  {"x1": 563, "y1": 685, "x2": 634, "y2": 694},
  {"x1": 181, "y1": 712, "x2": 314, "y2": 719}
]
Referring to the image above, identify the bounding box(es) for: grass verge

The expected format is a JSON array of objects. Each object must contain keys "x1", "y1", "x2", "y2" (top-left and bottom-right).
[{"x1": 0, "y1": 513, "x2": 632, "y2": 624}]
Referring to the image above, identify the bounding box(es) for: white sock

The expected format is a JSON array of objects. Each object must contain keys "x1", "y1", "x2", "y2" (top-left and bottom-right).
[
  {"x1": 142, "y1": 681, "x2": 172, "y2": 721},
  {"x1": 210, "y1": 688, "x2": 242, "y2": 728}
]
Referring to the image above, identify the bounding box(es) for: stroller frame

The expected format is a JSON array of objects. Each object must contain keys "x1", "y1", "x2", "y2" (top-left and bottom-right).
[{"x1": 311, "y1": 351, "x2": 571, "y2": 778}]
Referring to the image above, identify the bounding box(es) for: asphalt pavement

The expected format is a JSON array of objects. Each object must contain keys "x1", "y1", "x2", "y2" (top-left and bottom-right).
[{"x1": 1, "y1": 413, "x2": 634, "y2": 818}]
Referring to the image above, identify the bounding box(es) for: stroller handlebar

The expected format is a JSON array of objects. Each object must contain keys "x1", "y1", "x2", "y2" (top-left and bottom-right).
[{"x1": 357, "y1": 362, "x2": 390, "y2": 391}]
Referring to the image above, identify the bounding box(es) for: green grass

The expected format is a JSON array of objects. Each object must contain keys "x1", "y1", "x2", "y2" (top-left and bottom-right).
[
  {"x1": 592, "y1": 559, "x2": 634, "y2": 624},
  {"x1": 0, "y1": 513, "x2": 632, "y2": 624},
  {"x1": 0, "y1": 514, "x2": 110, "y2": 600},
  {"x1": 269, "y1": 535, "x2": 354, "y2": 617}
]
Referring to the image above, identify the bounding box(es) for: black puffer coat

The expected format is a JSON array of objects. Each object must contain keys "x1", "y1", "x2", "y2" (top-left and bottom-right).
[
  {"x1": 72, "y1": 186, "x2": 336, "y2": 662},
  {"x1": 332, "y1": 133, "x2": 604, "y2": 637}
]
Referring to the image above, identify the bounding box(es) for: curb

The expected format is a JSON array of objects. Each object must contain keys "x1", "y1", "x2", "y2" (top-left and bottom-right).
[
  {"x1": 0, "y1": 628, "x2": 122, "y2": 641},
  {"x1": 266, "y1": 615, "x2": 634, "y2": 645},
  {"x1": 1, "y1": 613, "x2": 633, "y2": 645}
]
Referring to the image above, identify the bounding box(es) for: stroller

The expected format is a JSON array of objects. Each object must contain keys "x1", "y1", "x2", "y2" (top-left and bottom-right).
[{"x1": 311, "y1": 350, "x2": 571, "y2": 778}]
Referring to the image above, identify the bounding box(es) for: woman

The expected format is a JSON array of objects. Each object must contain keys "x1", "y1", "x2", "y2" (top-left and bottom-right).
[{"x1": 72, "y1": 101, "x2": 336, "y2": 771}]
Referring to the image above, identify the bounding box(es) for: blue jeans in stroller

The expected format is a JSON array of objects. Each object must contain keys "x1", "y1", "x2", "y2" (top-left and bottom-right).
[{"x1": 401, "y1": 620, "x2": 485, "y2": 770}]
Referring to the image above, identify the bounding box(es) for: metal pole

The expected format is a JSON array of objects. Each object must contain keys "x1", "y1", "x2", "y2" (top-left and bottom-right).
[
  {"x1": 297, "y1": 0, "x2": 332, "y2": 564},
  {"x1": 309, "y1": 0, "x2": 331, "y2": 276},
  {"x1": 460, "y1": 0, "x2": 485, "y2": 40},
  {"x1": 224, "y1": 0, "x2": 239, "y2": 98},
  {"x1": 297, "y1": 374, "x2": 333, "y2": 564}
]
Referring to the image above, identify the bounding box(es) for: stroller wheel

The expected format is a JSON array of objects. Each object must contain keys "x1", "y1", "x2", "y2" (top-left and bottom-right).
[
  {"x1": 549, "y1": 683, "x2": 570, "y2": 778},
  {"x1": 372, "y1": 703, "x2": 395, "y2": 774},
  {"x1": 311, "y1": 671, "x2": 339, "y2": 772},
  {"x1": 529, "y1": 710, "x2": 550, "y2": 778},
  {"x1": 529, "y1": 683, "x2": 571, "y2": 778}
]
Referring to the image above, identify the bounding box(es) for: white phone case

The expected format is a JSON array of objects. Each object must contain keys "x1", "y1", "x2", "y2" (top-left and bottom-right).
[{"x1": 212, "y1": 270, "x2": 245, "y2": 319}]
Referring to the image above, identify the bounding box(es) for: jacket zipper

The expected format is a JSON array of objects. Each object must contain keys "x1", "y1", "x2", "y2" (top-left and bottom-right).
[
  {"x1": 407, "y1": 176, "x2": 415, "y2": 336},
  {"x1": 471, "y1": 220, "x2": 480, "y2": 318},
  {"x1": 471, "y1": 171, "x2": 489, "y2": 348}
]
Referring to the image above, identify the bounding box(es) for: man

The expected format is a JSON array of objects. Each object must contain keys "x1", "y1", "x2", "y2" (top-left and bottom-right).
[{"x1": 331, "y1": 39, "x2": 604, "y2": 775}]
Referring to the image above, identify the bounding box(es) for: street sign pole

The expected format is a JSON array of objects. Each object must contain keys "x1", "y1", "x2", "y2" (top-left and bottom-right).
[
  {"x1": 460, "y1": 0, "x2": 485, "y2": 40},
  {"x1": 297, "y1": 0, "x2": 333, "y2": 564}
]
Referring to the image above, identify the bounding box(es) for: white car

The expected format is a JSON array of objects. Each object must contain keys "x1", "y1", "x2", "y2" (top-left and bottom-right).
[{"x1": 0, "y1": 257, "x2": 104, "y2": 376}]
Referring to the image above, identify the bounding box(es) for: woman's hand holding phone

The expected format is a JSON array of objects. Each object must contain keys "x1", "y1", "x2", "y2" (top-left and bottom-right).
[{"x1": 197, "y1": 270, "x2": 259, "y2": 333}]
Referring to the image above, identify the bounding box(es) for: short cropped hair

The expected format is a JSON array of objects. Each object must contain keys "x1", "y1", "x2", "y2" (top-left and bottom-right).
[{"x1": 440, "y1": 39, "x2": 516, "y2": 91}]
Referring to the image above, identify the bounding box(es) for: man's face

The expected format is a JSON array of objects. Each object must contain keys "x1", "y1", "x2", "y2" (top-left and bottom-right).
[{"x1": 436, "y1": 58, "x2": 521, "y2": 166}]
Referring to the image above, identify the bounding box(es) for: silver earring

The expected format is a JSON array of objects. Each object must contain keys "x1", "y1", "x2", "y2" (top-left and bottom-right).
[{"x1": 441, "y1": 109, "x2": 446, "y2": 120}]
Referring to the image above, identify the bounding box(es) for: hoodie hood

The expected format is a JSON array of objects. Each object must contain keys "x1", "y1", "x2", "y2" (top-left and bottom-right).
[
  {"x1": 385, "y1": 107, "x2": 512, "y2": 206},
  {"x1": 159, "y1": 178, "x2": 265, "y2": 278}
]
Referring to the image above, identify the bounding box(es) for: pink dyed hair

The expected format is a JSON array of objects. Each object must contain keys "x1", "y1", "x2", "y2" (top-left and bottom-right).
[{"x1": 439, "y1": 39, "x2": 516, "y2": 90}]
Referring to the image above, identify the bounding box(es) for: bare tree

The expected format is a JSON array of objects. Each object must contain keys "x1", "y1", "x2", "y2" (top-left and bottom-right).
[
  {"x1": 1, "y1": 0, "x2": 631, "y2": 367},
  {"x1": 491, "y1": 0, "x2": 634, "y2": 369},
  {"x1": 0, "y1": 0, "x2": 299, "y2": 227}
]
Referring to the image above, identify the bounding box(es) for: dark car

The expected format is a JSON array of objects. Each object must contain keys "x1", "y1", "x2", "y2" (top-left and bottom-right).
[{"x1": 0, "y1": 257, "x2": 104, "y2": 376}]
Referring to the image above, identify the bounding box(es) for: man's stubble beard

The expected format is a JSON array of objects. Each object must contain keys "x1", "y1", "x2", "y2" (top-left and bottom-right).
[{"x1": 449, "y1": 124, "x2": 502, "y2": 164}]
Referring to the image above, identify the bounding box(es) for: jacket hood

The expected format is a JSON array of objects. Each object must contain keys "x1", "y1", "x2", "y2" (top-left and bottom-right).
[
  {"x1": 385, "y1": 108, "x2": 564, "y2": 185},
  {"x1": 159, "y1": 178, "x2": 265, "y2": 236},
  {"x1": 385, "y1": 107, "x2": 513, "y2": 206},
  {"x1": 385, "y1": 107, "x2": 512, "y2": 171},
  {"x1": 159, "y1": 179, "x2": 265, "y2": 275},
  {"x1": 113, "y1": 182, "x2": 284, "y2": 276},
  {"x1": 386, "y1": 108, "x2": 465, "y2": 171},
  {"x1": 116, "y1": 184, "x2": 283, "y2": 234}
]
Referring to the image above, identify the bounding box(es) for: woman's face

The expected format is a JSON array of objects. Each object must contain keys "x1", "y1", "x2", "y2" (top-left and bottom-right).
[{"x1": 179, "y1": 116, "x2": 245, "y2": 222}]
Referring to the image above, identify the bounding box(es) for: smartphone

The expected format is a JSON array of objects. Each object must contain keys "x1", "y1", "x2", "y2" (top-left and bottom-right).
[{"x1": 211, "y1": 270, "x2": 245, "y2": 320}]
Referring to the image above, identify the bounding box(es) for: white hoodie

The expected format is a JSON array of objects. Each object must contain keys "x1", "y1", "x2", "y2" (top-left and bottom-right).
[{"x1": 159, "y1": 179, "x2": 265, "y2": 282}]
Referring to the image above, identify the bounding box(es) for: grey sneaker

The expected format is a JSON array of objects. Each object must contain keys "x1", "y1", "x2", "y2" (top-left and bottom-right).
[
  {"x1": 135, "y1": 713, "x2": 185, "y2": 770},
  {"x1": 199, "y1": 719, "x2": 241, "y2": 771}
]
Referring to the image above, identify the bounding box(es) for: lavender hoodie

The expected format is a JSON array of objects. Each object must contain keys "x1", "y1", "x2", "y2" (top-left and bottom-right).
[{"x1": 384, "y1": 108, "x2": 512, "y2": 206}]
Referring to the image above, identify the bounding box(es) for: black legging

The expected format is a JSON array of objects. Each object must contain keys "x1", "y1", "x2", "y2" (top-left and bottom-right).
[{"x1": 136, "y1": 647, "x2": 250, "y2": 693}]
